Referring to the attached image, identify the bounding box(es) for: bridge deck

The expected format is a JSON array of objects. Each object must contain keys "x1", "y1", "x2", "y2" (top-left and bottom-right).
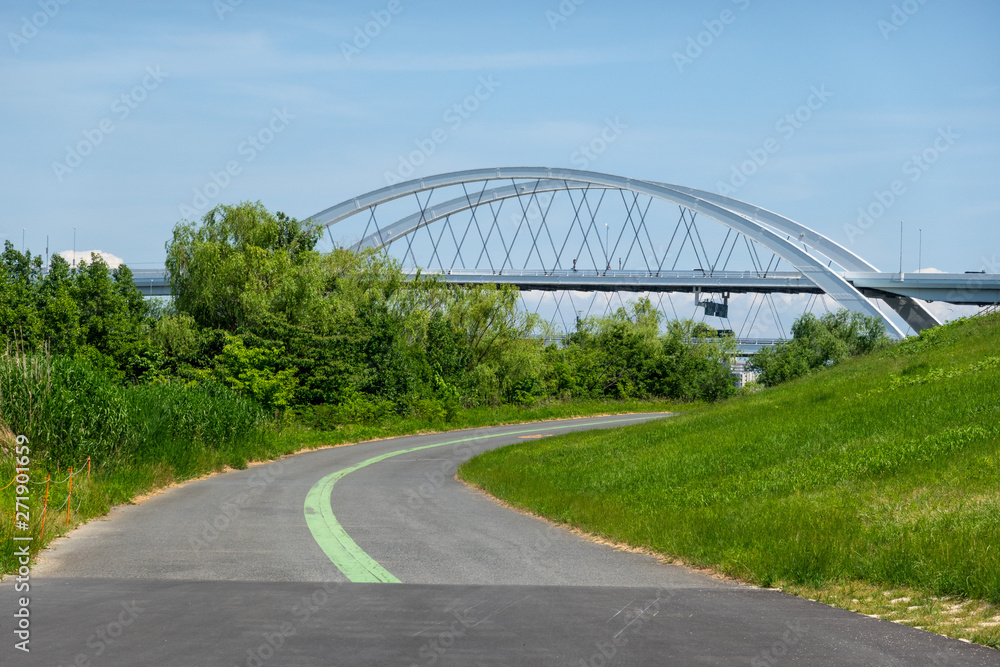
[
  {"x1": 129, "y1": 268, "x2": 1000, "y2": 304},
  {"x1": 407, "y1": 269, "x2": 820, "y2": 294}
]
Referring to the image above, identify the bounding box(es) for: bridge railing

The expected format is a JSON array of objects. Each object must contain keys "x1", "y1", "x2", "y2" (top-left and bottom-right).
[
  {"x1": 130, "y1": 269, "x2": 167, "y2": 279},
  {"x1": 535, "y1": 333, "x2": 787, "y2": 347},
  {"x1": 975, "y1": 300, "x2": 1000, "y2": 318},
  {"x1": 410, "y1": 268, "x2": 807, "y2": 280}
]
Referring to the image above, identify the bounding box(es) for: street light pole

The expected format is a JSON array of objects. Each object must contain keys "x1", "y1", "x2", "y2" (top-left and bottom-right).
[
  {"x1": 898, "y1": 221, "x2": 903, "y2": 274},
  {"x1": 605, "y1": 223, "x2": 609, "y2": 269}
]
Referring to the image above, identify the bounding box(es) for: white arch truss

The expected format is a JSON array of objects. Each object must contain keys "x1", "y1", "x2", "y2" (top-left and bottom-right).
[{"x1": 308, "y1": 168, "x2": 942, "y2": 337}]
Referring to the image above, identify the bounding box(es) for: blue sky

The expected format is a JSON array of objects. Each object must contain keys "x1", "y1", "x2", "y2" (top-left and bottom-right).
[{"x1": 2, "y1": 0, "x2": 999, "y2": 281}]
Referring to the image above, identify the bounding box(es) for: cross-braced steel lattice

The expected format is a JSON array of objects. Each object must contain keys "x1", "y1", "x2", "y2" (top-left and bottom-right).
[{"x1": 309, "y1": 168, "x2": 941, "y2": 339}]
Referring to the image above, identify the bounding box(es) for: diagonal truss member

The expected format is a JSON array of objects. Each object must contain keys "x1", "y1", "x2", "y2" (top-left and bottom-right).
[{"x1": 307, "y1": 168, "x2": 944, "y2": 338}]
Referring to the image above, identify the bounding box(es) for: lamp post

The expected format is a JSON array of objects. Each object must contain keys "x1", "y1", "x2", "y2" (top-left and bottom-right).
[
  {"x1": 605, "y1": 223, "x2": 609, "y2": 270},
  {"x1": 898, "y1": 221, "x2": 903, "y2": 274}
]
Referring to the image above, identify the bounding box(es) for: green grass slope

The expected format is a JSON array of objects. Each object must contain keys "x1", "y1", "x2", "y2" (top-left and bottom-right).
[{"x1": 460, "y1": 314, "x2": 1000, "y2": 603}]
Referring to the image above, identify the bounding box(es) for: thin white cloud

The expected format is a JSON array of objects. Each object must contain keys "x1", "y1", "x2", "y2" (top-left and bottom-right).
[
  {"x1": 3, "y1": 36, "x2": 652, "y2": 88},
  {"x1": 327, "y1": 49, "x2": 653, "y2": 72}
]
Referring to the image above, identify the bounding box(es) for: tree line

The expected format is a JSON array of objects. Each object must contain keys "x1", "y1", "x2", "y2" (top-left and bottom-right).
[
  {"x1": 1, "y1": 202, "x2": 746, "y2": 428},
  {"x1": 2, "y1": 201, "x2": 894, "y2": 432}
]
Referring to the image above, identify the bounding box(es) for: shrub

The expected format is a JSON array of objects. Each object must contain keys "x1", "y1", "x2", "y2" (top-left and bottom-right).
[
  {"x1": 748, "y1": 311, "x2": 892, "y2": 387},
  {"x1": 0, "y1": 350, "x2": 268, "y2": 471}
]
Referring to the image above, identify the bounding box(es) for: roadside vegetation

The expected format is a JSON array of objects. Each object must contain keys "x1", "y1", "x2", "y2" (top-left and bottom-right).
[
  {"x1": 459, "y1": 312, "x2": 1000, "y2": 648},
  {"x1": 747, "y1": 309, "x2": 892, "y2": 386},
  {"x1": 0, "y1": 202, "x2": 726, "y2": 573}
]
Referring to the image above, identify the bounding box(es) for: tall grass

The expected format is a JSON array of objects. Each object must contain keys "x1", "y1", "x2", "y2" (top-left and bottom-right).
[
  {"x1": 0, "y1": 350, "x2": 272, "y2": 572},
  {"x1": 460, "y1": 314, "x2": 1000, "y2": 603},
  {"x1": 0, "y1": 350, "x2": 269, "y2": 471}
]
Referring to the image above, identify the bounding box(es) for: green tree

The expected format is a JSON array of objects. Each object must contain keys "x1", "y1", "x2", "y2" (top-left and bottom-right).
[
  {"x1": 211, "y1": 335, "x2": 298, "y2": 414},
  {"x1": 71, "y1": 254, "x2": 154, "y2": 382},
  {"x1": 1, "y1": 246, "x2": 153, "y2": 382},
  {"x1": 552, "y1": 300, "x2": 737, "y2": 402},
  {"x1": 36, "y1": 254, "x2": 82, "y2": 356},
  {"x1": 748, "y1": 310, "x2": 892, "y2": 387},
  {"x1": 166, "y1": 202, "x2": 427, "y2": 408},
  {"x1": 0, "y1": 242, "x2": 43, "y2": 347},
  {"x1": 442, "y1": 284, "x2": 542, "y2": 404},
  {"x1": 161, "y1": 201, "x2": 743, "y2": 413},
  {"x1": 656, "y1": 319, "x2": 737, "y2": 401},
  {"x1": 165, "y1": 202, "x2": 323, "y2": 331}
]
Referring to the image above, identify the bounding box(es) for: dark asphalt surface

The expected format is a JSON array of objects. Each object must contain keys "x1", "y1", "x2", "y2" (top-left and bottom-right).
[{"x1": 2, "y1": 414, "x2": 998, "y2": 666}]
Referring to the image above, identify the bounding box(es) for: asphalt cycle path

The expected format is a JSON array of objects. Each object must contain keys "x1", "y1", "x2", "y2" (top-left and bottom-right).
[{"x1": 2, "y1": 414, "x2": 997, "y2": 666}]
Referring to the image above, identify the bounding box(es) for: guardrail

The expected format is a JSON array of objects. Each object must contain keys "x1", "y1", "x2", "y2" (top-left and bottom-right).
[
  {"x1": 417, "y1": 268, "x2": 806, "y2": 279},
  {"x1": 975, "y1": 300, "x2": 1000, "y2": 318},
  {"x1": 535, "y1": 333, "x2": 787, "y2": 350}
]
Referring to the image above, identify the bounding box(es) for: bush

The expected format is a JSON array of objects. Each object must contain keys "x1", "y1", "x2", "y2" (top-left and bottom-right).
[
  {"x1": 0, "y1": 350, "x2": 268, "y2": 471},
  {"x1": 748, "y1": 311, "x2": 892, "y2": 387},
  {"x1": 210, "y1": 335, "x2": 298, "y2": 414},
  {"x1": 297, "y1": 387, "x2": 396, "y2": 428},
  {"x1": 0, "y1": 245, "x2": 156, "y2": 383},
  {"x1": 548, "y1": 301, "x2": 737, "y2": 402}
]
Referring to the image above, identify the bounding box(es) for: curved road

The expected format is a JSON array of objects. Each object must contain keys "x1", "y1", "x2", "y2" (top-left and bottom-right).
[{"x1": 2, "y1": 415, "x2": 997, "y2": 665}]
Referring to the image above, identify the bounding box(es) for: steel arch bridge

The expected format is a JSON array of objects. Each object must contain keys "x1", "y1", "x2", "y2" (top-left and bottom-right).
[{"x1": 307, "y1": 167, "x2": 946, "y2": 340}]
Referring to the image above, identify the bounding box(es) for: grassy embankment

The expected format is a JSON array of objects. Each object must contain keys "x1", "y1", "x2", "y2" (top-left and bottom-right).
[
  {"x1": 459, "y1": 313, "x2": 1000, "y2": 648},
  {"x1": 0, "y1": 349, "x2": 687, "y2": 575}
]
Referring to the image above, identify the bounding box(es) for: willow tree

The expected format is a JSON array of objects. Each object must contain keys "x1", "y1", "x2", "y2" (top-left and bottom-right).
[{"x1": 165, "y1": 202, "x2": 324, "y2": 331}]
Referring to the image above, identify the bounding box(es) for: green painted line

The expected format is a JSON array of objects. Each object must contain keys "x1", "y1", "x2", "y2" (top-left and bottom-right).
[{"x1": 303, "y1": 416, "x2": 656, "y2": 583}]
